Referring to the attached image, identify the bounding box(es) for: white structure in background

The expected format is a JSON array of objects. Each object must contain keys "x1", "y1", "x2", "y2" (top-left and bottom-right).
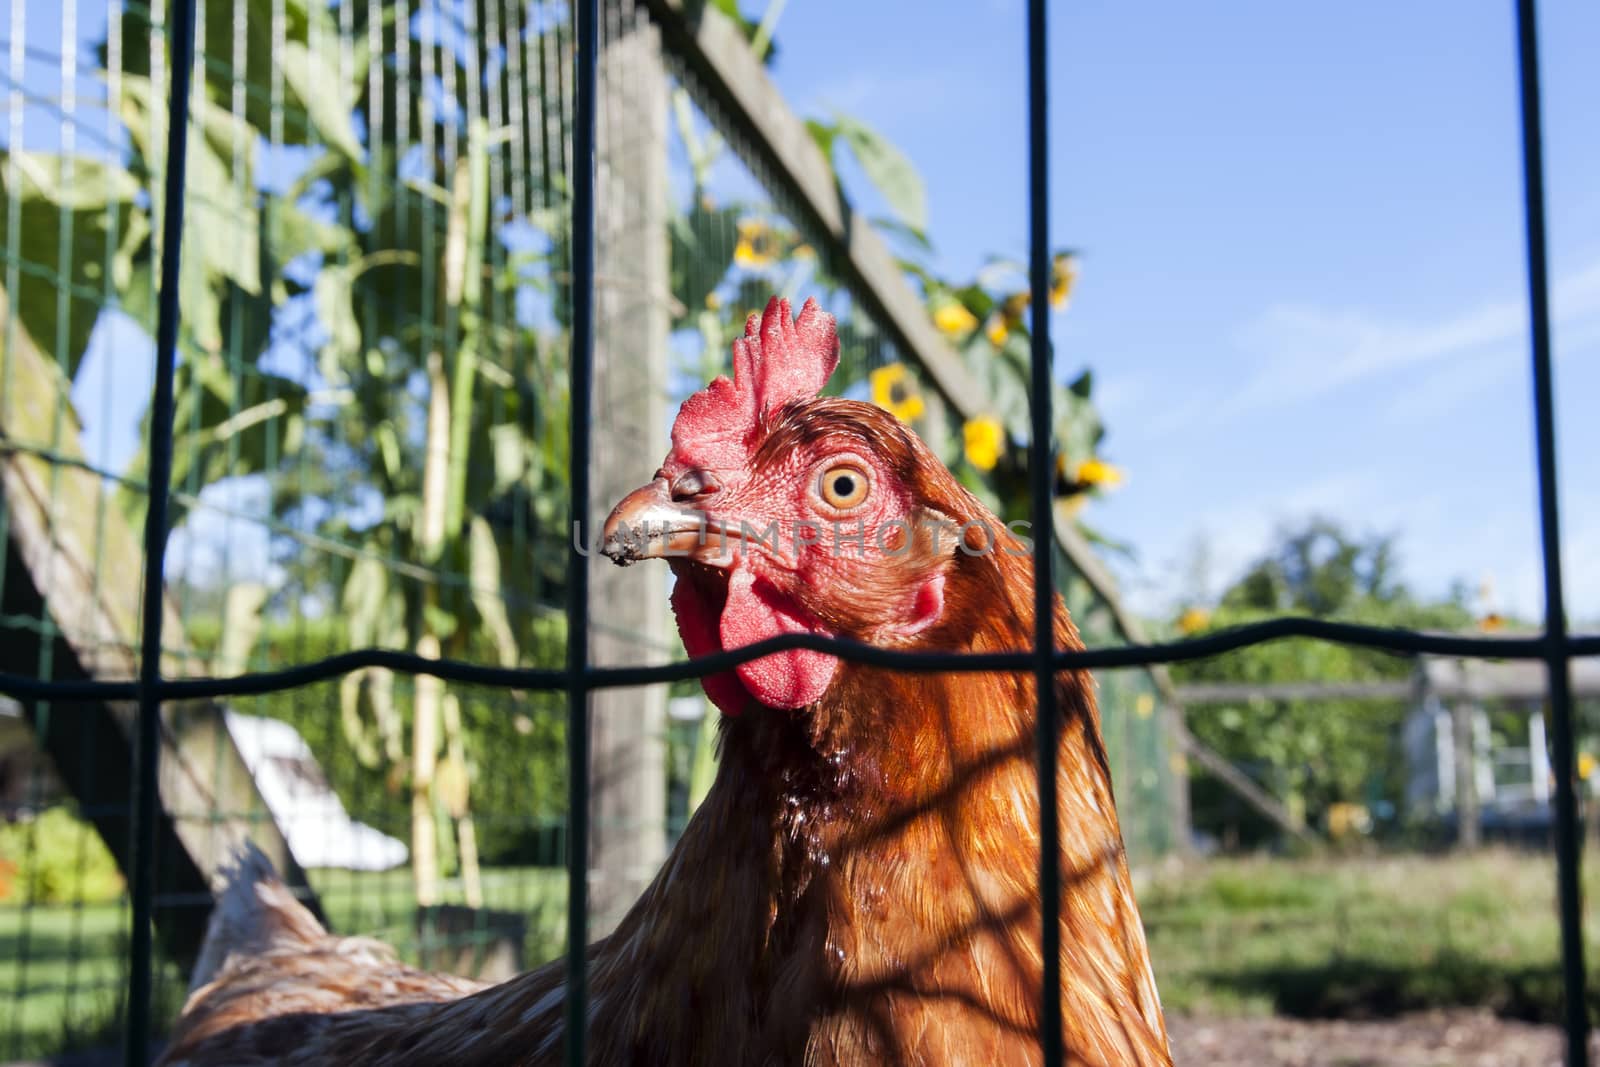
[
  {"x1": 225, "y1": 712, "x2": 407, "y2": 871},
  {"x1": 667, "y1": 696, "x2": 706, "y2": 722},
  {"x1": 1402, "y1": 657, "x2": 1600, "y2": 833},
  {"x1": 1403, "y1": 697, "x2": 1549, "y2": 816}
]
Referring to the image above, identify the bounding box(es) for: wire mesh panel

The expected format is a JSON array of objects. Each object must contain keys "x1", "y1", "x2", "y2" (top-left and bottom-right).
[
  {"x1": 3, "y1": 0, "x2": 158, "y2": 1057},
  {"x1": 0, "y1": 0, "x2": 1593, "y2": 1065},
  {"x1": 1, "y1": 0, "x2": 592, "y2": 1054}
]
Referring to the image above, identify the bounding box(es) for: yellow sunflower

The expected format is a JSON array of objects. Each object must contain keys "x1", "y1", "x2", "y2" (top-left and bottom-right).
[
  {"x1": 986, "y1": 291, "x2": 1031, "y2": 346},
  {"x1": 870, "y1": 363, "x2": 925, "y2": 423},
  {"x1": 933, "y1": 301, "x2": 979, "y2": 338},
  {"x1": 962, "y1": 416, "x2": 1005, "y2": 472},
  {"x1": 734, "y1": 218, "x2": 777, "y2": 269},
  {"x1": 1074, "y1": 457, "x2": 1124, "y2": 488},
  {"x1": 1050, "y1": 253, "x2": 1079, "y2": 309}
]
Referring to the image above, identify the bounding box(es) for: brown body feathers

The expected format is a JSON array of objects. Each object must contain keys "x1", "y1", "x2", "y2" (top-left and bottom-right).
[{"x1": 162, "y1": 307, "x2": 1169, "y2": 1066}]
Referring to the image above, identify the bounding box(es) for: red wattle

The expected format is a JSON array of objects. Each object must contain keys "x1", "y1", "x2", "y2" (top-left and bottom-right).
[
  {"x1": 670, "y1": 569, "x2": 749, "y2": 716},
  {"x1": 719, "y1": 566, "x2": 837, "y2": 710}
]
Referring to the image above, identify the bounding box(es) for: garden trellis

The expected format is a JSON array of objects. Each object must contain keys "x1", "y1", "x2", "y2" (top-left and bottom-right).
[{"x1": 0, "y1": 1, "x2": 1593, "y2": 1066}]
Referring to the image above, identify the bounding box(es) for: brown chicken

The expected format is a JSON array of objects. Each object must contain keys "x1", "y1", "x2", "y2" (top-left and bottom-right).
[{"x1": 159, "y1": 297, "x2": 1170, "y2": 1066}]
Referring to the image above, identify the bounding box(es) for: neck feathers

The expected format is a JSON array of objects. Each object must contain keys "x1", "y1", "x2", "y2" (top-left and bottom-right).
[{"x1": 585, "y1": 543, "x2": 1170, "y2": 1065}]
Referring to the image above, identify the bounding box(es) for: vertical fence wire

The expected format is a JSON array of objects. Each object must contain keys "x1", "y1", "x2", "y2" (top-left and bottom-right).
[
  {"x1": 126, "y1": 0, "x2": 198, "y2": 1061},
  {"x1": 1512, "y1": 2, "x2": 1587, "y2": 1064},
  {"x1": 1025, "y1": 2, "x2": 1062, "y2": 1064},
  {"x1": 565, "y1": 0, "x2": 600, "y2": 1063}
]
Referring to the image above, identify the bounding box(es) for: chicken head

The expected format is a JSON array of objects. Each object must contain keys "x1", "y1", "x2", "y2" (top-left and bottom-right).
[{"x1": 602, "y1": 297, "x2": 961, "y2": 717}]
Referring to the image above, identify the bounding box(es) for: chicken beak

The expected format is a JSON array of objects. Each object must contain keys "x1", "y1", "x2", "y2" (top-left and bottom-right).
[{"x1": 600, "y1": 479, "x2": 719, "y2": 565}]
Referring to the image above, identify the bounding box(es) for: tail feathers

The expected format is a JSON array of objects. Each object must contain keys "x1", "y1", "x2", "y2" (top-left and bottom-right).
[{"x1": 189, "y1": 841, "x2": 327, "y2": 992}]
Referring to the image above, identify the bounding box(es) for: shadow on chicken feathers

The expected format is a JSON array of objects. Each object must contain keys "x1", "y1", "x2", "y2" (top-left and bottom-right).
[{"x1": 157, "y1": 297, "x2": 1171, "y2": 1067}]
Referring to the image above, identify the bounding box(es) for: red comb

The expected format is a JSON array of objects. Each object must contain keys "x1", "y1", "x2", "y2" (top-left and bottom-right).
[{"x1": 669, "y1": 296, "x2": 839, "y2": 469}]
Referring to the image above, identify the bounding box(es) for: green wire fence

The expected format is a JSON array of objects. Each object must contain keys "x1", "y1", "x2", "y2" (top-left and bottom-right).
[{"x1": 0, "y1": 0, "x2": 1587, "y2": 1065}]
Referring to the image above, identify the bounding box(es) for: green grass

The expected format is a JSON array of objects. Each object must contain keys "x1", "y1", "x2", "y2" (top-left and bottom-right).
[
  {"x1": 7, "y1": 850, "x2": 1597, "y2": 1058},
  {"x1": 1143, "y1": 848, "x2": 1600, "y2": 1022},
  {"x1": 309, "y1": 865, "x2": 568, "y2": 962},
  {"x1": 0, "y1": 865, "x2": 566, "y2": 1061}
]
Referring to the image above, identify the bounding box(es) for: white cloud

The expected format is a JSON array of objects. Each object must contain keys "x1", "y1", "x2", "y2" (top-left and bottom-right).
[
  {"x1": 799, "y1": 72, "x2": 951, "y2": 126},
  {"x1": 1133, "y1": 256, "x2": 1600, "y2": 445},
  {"x1": 1234, "y1": 258, "x2": 1600, "y2": 411},
  {"x1": 1110, "y1": 258, "x2": 1600, "y2": 622}
]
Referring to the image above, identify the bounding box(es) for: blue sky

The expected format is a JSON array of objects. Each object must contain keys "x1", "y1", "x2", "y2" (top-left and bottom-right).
[
  {"x1": 763, "y1": 0, "x2": 1600, "y2": 624},
  {"x1": 19, "y1": 0, "x2": 1598, "y2": 625}
]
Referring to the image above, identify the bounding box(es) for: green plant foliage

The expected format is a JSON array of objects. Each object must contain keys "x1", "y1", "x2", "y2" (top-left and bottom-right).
[
  {"x1": 184, "y1": 617, "x2": 569, "y2": 867},
  {"x1": 108, "y1": 0, "x2": 346, "y2": 151},
  {"x1": 812, "y1": 114, "x2": 928, "y2": 238},
  {"x1": 670, "y1": 199, "x2": 742, "y2": 328},
  {"x1": 0, "y1": 151, "x2": 141, "y2": 379},
  {"x1": 1172, "y1": 520, "x2": 1474, "y2": 844},
  {"x1": 0, "y1": 807, "x2": 125, "y2": 906}
]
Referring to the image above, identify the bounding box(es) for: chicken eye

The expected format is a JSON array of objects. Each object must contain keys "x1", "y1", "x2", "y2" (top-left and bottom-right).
[{"x1": 817, "y1": 463, "x2": 870, "y2": 510}]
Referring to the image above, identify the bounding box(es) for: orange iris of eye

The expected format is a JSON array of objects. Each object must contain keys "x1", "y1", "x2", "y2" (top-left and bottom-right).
[{"x1": 819, "y1": 465, "x2": 870, "y2": 509}]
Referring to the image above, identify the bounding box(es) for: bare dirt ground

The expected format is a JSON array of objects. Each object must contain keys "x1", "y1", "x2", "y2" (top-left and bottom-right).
[{"x1": 1169, "y1": 1010, "x2": 1596, "y2": 1067}]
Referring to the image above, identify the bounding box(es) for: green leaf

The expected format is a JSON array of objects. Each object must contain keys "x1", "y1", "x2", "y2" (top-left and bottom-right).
[
  {"x1": 313, "y1": 263, "x2": 362, "y2": 384},
  {"x1": 869, "y1": 214, "x2": 933, "y2": 253},
  {"x1": 833, "y1": 115, "x2": 927, "y2": 235},
  {"x1": 708, "y1": 0, "x2": 774, "y2": 61},
  {"x1": 339, "y1": 671, "x2": 383, "y2": 768},
  {"x1": 280, "y1": 39, "x2": 365, "y2": 160},
  {"x1": 129, "y1": 353, "x2": 309, "y2": 511},
  {"x1": 423, "y1": 603, "x2": 459, "y2": 642},
  {"x1": 106, "y1": 0, "x2": 344, "y2": 149},
  {"x1": 434, "y1": 750, "x2": 471, "y2": 819},
  {"x1": 119, "y1": 77, "x2": 264, "y2": 354},
  {"x1": 215, "y1": 583, "x2": 269, "y2": 675},
  {"x1": 967, "y1": 328, "x2": 1035, "y2": 444},
  {"x1": 669, "y1": 200, "x2": 742, "y2": 325},
  {"x1": 343, "y1": 556, "x2": 391, "y2": 650},
  {"x1": 673, "y1": 89, "x2": 725, "y2": 190},
  {"x1": 469, "y1": 517, "x2": 519, "y2": 668},
  {"x1": 377, "y1": 422, "x2": 404, "y2": 484},
  {"x1": 490, "y1": 423, "x2": 530, "y2": 494},
  {"x1": 1073, "y1": 520, "x2": 1135, "y2": 559},
  {"x1": 269, "y1": 200, "x2": 352, "y2": 263},
  {"x1": 125, "y1": 77, "x2": 263, "y2": 294},
  {"x1": 1054, "y1": 382, "x2": 1103, "y2": 468},
  {"x1": 954, "y1": 283, "x2": 996, "y2": 322},
  {"x1": 0, "y1": 150, "x2": 144, "y2": 378},
  {"x1": 805, "y1": 118, "x2": 838, "y2": 162}
]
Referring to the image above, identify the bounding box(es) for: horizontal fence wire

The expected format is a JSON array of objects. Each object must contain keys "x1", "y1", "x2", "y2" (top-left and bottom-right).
[{"x1": 0, "y1": 625, "x2": 1596, "y2": 706}]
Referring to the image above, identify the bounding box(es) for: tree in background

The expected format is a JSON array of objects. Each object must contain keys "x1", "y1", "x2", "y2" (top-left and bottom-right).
[{"x1": 1172, "y1": 519, "x2": 1472, "y2": 848}]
